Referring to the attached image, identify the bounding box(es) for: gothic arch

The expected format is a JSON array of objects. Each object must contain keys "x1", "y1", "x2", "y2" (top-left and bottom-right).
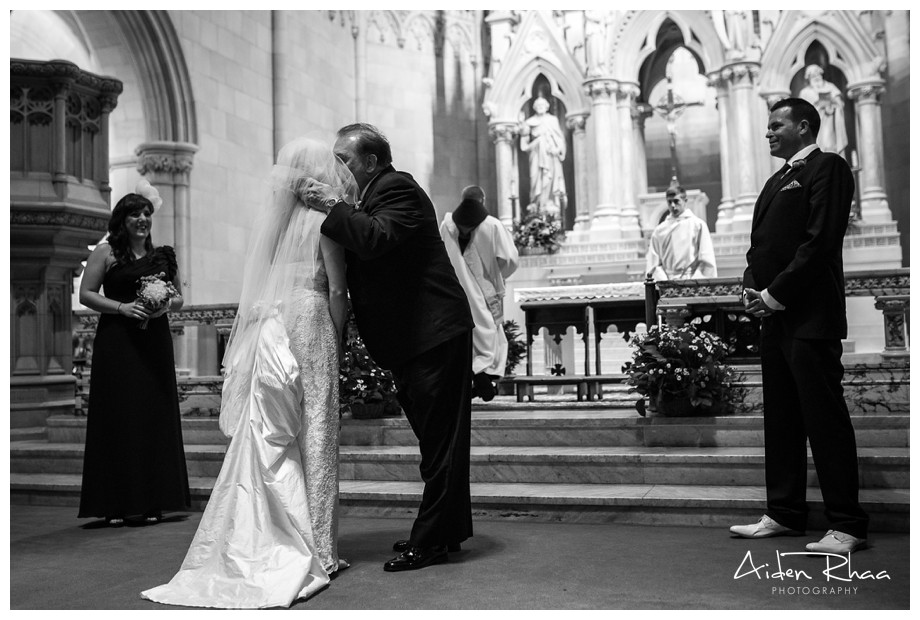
[
  {"x1": 759, "y1": 11, "x2": 886, "y2": 96},
  {"x1": 483, "y1": 11, "x2": 589, "y2": 122},
  {"x1": 64, "y1": 10, "x2": 197, "y2": 145},
  {"x1": 610, "y1": 10, "x2": 725, "y2": 84}
]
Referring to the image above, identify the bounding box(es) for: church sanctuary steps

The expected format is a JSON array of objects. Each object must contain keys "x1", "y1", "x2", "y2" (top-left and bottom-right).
[{"x1": 10, "y1": 400, "x2": 909, "y2": 533}]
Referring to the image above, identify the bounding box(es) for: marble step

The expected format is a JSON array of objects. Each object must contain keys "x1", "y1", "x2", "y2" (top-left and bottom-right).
[
  {"x1": 9, "y1": 473, "x2": 908, "y2": 533},
  {"x1": 42, "y1": 411, "x2": 909, "y2": 449},
  {"x1": 10, "y1": 427, "x2": 46, "y2": 442},
  {"x1": 11, "y1": 441, "x2": 908, "y2": 489}
]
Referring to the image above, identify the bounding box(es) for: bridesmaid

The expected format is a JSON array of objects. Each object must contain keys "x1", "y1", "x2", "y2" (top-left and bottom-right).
[{"x1": 77, "y1": 181, "x2": 190, "y2": 527}]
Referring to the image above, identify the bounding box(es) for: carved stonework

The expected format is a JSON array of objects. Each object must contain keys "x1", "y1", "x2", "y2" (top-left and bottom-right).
[
  {"x1": 659, "y1": 305, "x2": 692, "y2": 327},
  {"x1": 515, "y1": 281, "x2": 645, "y2": 303},
  {"x1": 565, "y1": 114, "x2": 588, "y2": 133},
  {"x1": 616, "y1": 83, "x2": 640, "y2": 103},
  {"x1": 847, "y1": 83, "x2": 886, "y2": 102},
  {"x1": 844, "y1": 269, "x2": 910, "y2": 296},
  {"x1": 714, "y1": 63, "x2": 760, "y2": 88},
  {"x1": 10, "y1": 58, "x2": 124, "y2": 96},
  {"x1": 136, "y1": 147, "x2": 196, "y2": 175},
  {"x1": 10, "y1": 209, "x2": 109, "y2": 233},
  {"x1": 584, "y1": 78, "x2": 617, "y2": 101},
  {"x1": 488, "y1": 122, "x2": 518, "y2": 144},
  {"x1": 657, "y1": 278, "x2": 745, "y2": 299},
  {"x1": 874, "y1": 295, "x2": 910, "y2": 355}
]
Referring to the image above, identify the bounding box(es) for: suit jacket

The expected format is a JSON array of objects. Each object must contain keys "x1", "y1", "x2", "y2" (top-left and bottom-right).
[
  {"x1": 321, "y1": 165, "x2": 473, "y2": 368},
  {"x1": 743, "y1": 150, "x2": 854, "y2": 339}
]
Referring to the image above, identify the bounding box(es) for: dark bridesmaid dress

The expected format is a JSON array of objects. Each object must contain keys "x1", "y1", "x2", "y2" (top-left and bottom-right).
[{"x1": 78, "y1": 246, "x2": 191, "y2": 519}]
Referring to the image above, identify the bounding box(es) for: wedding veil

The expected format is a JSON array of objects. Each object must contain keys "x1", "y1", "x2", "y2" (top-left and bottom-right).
[{"x1": 218, "y1": 138, "x2": 358, "y2": 437}]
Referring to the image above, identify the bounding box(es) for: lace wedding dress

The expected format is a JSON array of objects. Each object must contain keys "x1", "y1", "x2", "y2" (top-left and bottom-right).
[{"x1": 142, "y1": 193, "x2": 344, "y2": 609}]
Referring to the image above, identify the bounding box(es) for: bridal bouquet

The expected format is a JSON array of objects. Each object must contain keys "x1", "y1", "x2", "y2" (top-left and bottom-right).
[{"x1": 136, "y1": 272, "x2": 179, "y2": 329}]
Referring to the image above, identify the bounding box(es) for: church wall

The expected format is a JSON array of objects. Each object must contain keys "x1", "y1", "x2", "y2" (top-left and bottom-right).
[
  {"x1": 271, "y1": 11, "x2": 357, "y2": 147},
  {"x1": 163, "y1": 11, "x2": 485, "y2": 304},
  {"x1": 169, "y1": 10, "x2": 276, "y2": 304},
  {"x1": 880, "y1": 10, "x2": 910, "y2": 266},
  {"x1": 363, "y1": 35, "x2": 483, "y2": 222}
]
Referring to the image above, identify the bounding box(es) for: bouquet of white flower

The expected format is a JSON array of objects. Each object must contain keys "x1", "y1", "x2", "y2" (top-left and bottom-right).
[{"x1": 136, "y1": 272, "x2": 179, "y2": 330}]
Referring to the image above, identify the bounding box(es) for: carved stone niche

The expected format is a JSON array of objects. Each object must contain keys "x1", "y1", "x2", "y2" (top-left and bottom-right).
[{"x1": 10, "y1": 59, "x2": 122, "y2": 426}]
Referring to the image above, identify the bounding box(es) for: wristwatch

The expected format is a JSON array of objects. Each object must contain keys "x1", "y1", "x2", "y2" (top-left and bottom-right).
[{"x1": 323, "y1": 197, "x2": 337, "y2": 212}]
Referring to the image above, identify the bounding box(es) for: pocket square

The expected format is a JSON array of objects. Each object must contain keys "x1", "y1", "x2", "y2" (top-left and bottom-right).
[{"x1": 780, "y1": 180, "x2": 802, "y2": 191}]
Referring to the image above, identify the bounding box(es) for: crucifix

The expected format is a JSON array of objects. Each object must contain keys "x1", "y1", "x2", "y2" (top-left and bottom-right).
[{"x1": 652, "y1": 75, "x2": 703, "y2": 186}]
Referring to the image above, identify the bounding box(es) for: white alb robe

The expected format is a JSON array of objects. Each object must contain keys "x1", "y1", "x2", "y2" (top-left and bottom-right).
[
  {"x1": 439, "y1": 213, "x2": 519, "y2": 376},
  {"x1": 645, "y1": 209, "x2": 717, "y2": 281}
]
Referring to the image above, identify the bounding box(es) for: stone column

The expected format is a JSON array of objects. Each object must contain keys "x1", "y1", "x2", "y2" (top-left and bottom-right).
[
  {"x1": 632, "y1": 103, "x2": 653, "y2": 197},
  {"x1": 723, "y1": 63, "x2": 762, "y2": 233},
  {"x1": 584, "y1": 78, "x2": 620, "y2": 238},
  {"x1": 709, "y1": 74, "x2": 736, "y2": 232},
  {"x1": 353, "y1": 12, "x2": 368, "y2": 121},
  {"x1": 616, "y1": 83, "x2": 641, "y2": 238},
  {"x1": 488, "y1": 122, "x2": 519, "y2": 228},
  {"x1": 136, "y1": 142, "x2": 199, "y2": 375},
  {"x1": 848, "y1": 82, "x2": 893, "y2": 224},
  {"x1": 874, "y1": 295, "x2": 909, "y2": 358},
  {"x1": 135, "y1": 142, "x2": 199, "y2": 299},
  {"x1": 565, "y1": 112, "x2": 590, "y2": 233}
]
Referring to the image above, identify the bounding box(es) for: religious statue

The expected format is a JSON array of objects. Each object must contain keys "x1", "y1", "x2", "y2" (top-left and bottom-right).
[
  {"x1": 712, "y1": 10, "x2": 756, "y2": 60},
  {"x1": 519, "y1": 96, "x2": 567, "y2": 215},
  {"x1": 798, "y1": 64, "x2": 849, "y2": 156},
  {"x1": 583, "y1": 10, "x2": 612, "y2": 76}
]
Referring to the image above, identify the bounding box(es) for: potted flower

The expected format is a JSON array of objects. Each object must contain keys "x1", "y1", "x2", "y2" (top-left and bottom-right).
[
  {"x1": 339, "y1": 310, "x2": 401, "y2": 419},
  {"x1": 622, "y1": 323, "x2": 735, "y2": 417},
  {"x1": 512, "y1": 212, "x2": 565, "y2": 254}
]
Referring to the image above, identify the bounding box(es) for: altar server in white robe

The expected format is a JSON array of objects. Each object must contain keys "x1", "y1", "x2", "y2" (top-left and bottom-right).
[
  {"x1": 440, "y1": 186, "x2": 519, "y2": 401},
  {"x1": 645, "y1": 185, "x2": 717, "y2": 281}
]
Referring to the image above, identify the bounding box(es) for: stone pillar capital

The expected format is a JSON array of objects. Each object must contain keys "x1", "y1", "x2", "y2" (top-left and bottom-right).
[
  {"x1": 847, "y1": 82, "x2": 886, "y2": 102},
  {"x1": 716, "y1": 62, "x2": 760, "y2": 87},
  {"x1": 584, "y1": 78, "x2": 618, "y2": 101},
  {"x1": 616, "y1": 82, "x2": 640, "y2": 102},
  {"x1": 488, "y1": 122, "x2": 518, "y2": 144},
  {"x1": 135, "y1": 141, "x2": 200, "y2": 182},
  {"x1": 565, "y1": 112, "x2": 589, "y2": 133}
]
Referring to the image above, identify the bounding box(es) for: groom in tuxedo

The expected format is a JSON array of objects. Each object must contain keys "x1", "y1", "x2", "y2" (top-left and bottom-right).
[
  {"x1": 310, "y1": 123, "x2": 474, "y2": 572},
  {"x1": 730, "y1": 98, "x2": 868, "y2": 553}
]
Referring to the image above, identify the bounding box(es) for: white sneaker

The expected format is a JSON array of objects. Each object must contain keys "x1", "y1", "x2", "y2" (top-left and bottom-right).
[
  {"x1": 805, "y1": 530, "x2": 867, "y2": 554},
  {"x1": 730, "y1": 514, "x2": 804, "y2": 538}
]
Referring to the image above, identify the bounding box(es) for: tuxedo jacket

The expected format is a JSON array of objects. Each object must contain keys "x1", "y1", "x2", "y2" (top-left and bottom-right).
[
  {"x1": 321, "y1": 165, "x2": 473, "y2": 368},
  {"x1": 743, "y1": 150, "x2": 854, "y2": 339}
]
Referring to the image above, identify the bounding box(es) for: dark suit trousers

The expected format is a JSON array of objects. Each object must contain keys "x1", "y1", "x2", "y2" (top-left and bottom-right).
[
  {"x1": 390, "y1": 330, "x2": 473, "y2": 548},
  {"x1": 760, "y1": 319, "x2": 869, "y2": 538}
]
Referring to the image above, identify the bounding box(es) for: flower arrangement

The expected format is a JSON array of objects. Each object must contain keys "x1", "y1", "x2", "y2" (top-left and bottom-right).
[
  {"x1": 512, "y1": 212, "x2": 565, "y2": 254},
  {"x1": 339, "y1": 311, "x2": 400, "y2": 418},
  {"x1": 622, "y1": 323, "x2": 734, "y2": 416},
  {"x1": 136, "y1": 272, "x2": 179, "y2": 329}
]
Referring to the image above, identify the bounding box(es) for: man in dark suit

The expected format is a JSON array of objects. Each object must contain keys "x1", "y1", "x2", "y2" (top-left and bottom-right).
[
  {"x1": 730, "y1": 98, "x2": 868, "y2": 553},
  {"x1": 308, "y1": 123, "x2": 474, "y2": 572}
]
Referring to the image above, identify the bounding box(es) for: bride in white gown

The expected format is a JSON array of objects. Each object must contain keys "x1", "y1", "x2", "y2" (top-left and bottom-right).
[{"x1": 142, "y1": 138, "x2": 357, "y2": 609}]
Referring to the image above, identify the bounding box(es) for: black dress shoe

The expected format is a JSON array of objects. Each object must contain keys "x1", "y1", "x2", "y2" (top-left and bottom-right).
[
  {"x1": 393, "y1": 539, "x2": 461, "y2": 553},
  {"x1": 383, "y1": 546, "x2": 448, "y2": 572}
]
